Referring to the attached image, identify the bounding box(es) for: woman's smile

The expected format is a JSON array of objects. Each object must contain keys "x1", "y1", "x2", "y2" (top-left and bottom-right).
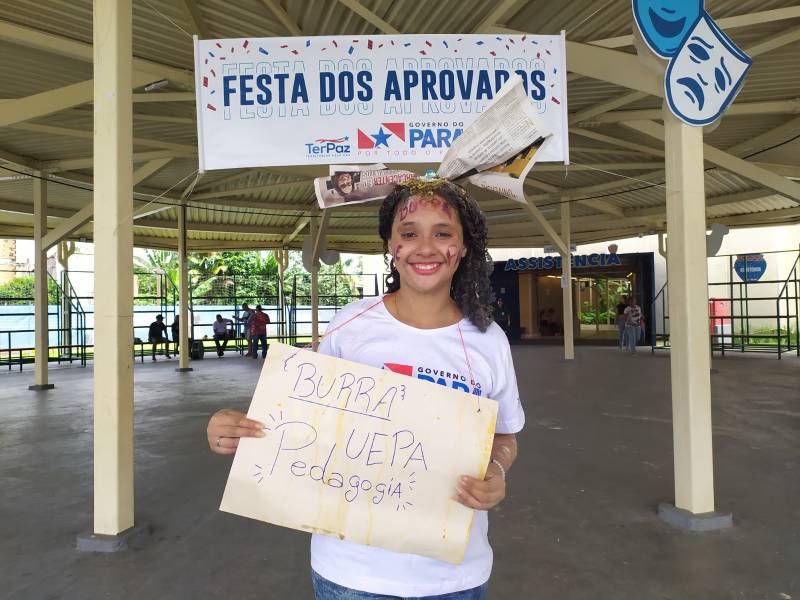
[{"x1": 409, "y1": 261, "x2": 444, "y2": 275}]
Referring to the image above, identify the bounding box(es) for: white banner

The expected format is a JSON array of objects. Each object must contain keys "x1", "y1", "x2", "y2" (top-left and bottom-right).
[{"x1": 194, "y1": 33, "x2": 569, "y2": 170}]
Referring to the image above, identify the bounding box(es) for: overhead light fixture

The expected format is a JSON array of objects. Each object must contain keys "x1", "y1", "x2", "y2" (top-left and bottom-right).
[{"x1": 143, "y1": 79, "x2": 170, "y2": 92}]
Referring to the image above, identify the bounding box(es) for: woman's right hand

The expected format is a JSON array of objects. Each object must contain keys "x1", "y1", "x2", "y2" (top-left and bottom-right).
[{"x1": 207, "y1": 409, "x2": 265, "y2": 455}]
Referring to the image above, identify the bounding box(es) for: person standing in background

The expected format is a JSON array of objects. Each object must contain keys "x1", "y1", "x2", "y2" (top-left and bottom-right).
[
  {"x1": 236, "y1": 303, "x2": 253, "y2": 356},
  {"x1": 616, "y1": 295, "x2": 628, "y2": 350},
  {"x1": 494, "y1": 297, "x2": 510, "y2": 335},
  {"x1": 249, "y1": 304, "x2": 270, "y2": 359},
  {"x1": 623, "y1": 296, "x2": 642, "y2": 355},
  {"x1": 171, "y1": 314, "x2": 180, "y2": 356},
  {"x1": 147, "y1": 314, "x2": 171, "y2": 361}
]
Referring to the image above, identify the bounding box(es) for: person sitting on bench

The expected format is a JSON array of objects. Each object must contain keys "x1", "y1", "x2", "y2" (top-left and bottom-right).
[
  {"x1": 213, "y1": 314, "x2": 234, "y2": 357},
  {"x1": 148, "y1": 314, "x2": 171, "y2": 361}
]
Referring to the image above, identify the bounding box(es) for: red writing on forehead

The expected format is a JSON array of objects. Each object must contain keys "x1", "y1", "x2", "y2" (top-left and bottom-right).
[{"x1": 398, "y1": 196, "x2": 452, "y2": 222}]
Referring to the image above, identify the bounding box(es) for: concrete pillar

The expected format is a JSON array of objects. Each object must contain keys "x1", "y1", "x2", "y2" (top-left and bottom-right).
[
  {"x1": 176, "y1": 204, "x2": 192, "y2": 372},
  {"x1": 276, "y1": 250, "x2": 288, "y2": 340},
  {"x1": 58, "y1": 241, "x2": 77, "y2": 352},
  {"x1": 29, "y1": 174, "x2": 54, "y2": 391},
  {"x1": 659, "y1": 110, "x2": 730, "y2": 530},
  {"x1": 310, "y1": 218, "x2": 320, "y2": 350},
  {"x1": 560, "y1": 201, "x2": 574, "y2": 360},
  {"x1": 90, "y1": 0, "x2": 135, "y2": 538}
]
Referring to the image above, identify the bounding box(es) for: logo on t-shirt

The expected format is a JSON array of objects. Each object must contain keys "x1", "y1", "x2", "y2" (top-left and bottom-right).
[{"x1": 384, "y1": 362, "x2": 482, "y2": 396}]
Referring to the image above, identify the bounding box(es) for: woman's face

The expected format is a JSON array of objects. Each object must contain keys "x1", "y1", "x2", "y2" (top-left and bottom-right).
[{"x1": 388, "y1": 194, "x2": 466, "y2": 295}]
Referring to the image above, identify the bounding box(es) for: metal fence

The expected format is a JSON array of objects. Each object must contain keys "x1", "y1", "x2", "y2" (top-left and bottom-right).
[
  {"x1": 651, "y1": 247, "x2": 800, "y2": 358},
  {"x1": 0, "y1": 268, "x2": 382, "y2": 370}
]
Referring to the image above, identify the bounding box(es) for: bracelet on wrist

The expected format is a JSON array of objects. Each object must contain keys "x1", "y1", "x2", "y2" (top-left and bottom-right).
[{"x1": 490, "y1": 458, "x2": 506, "y2": 480}]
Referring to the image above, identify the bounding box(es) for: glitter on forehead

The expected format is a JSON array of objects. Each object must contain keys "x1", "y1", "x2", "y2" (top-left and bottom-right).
[{"x1": 401, "y1": 177, "x2": 448, "y2": 195}]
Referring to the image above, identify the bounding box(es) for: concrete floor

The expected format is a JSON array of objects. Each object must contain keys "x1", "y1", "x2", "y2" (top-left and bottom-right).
[{"x1": 1, "y1": 347, "x2": 798, "y2": 600}]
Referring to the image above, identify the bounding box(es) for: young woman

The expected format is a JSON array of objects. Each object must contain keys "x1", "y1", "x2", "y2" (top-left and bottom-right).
[{"x1": 207, "y1": 179, "x2": 524, "y2": 599}]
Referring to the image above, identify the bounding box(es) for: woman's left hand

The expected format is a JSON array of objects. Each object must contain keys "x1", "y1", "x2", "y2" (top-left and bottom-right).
[{"x1": 454, "y1": 462, "x2": 505, "y2": 510}]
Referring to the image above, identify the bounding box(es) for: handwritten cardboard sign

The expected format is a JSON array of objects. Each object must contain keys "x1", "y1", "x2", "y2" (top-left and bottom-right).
[{"x1": 220, "y1": 342, "x2": 498, "y2": 563}]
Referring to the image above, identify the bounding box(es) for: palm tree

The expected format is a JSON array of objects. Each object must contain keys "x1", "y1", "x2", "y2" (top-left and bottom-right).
[{"x1": 134, "y1": 249, "x2": 179, "y2": 298}]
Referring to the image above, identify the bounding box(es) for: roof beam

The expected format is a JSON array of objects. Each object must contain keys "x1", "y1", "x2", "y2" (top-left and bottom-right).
[
  {"x1": 132, "y1": 92, "x2": 195, "y2": 103},
  {"x1": 0, "y1": 147, "x2": 40, "y2": 170},
  {"x1": 284, "y1": 216, "x2": 310, "y2": 244},
  {"x1": 192, "y1": 179, "x2": 312, "y2": 200},
  {"x1": 133, "y1": 157, "x2": 174, "y2": 186},
  {"x1": 569, "y1": 91, "x2": 647, "y2": 125},
  {"x1": 718, "y1": 206, "x2": 800, "y2": 226},
  {"x1": 9, "y1": 123, "x2": 195, "y2": 153},
  {"x1": 535, "y1": 162, "x2": 663, "y2": 172},
  {"x1": 754, "y1": 163, "x2": 800, "y2": 180},
  {"x1": 727, "y1": 115, "x2": 800, "y2": 157},
  {"x1": 41, "y1": 149, "x2": 194, "y2": 172},
  {"x1": 312, "y1": 211, "x2": 331, "y2": 264},
  {"x1": 334, "y1": 0, "x2": 399, "y2": 34},
  {"x1": 523, "y1": 175, "x2": 624, "y2": 217},
  {"x1": 189, "y1": 197, "x2": 314, "y2": 211},
  {"x1": 0, "y1": 72, "x2": 154, "y2": 128},
  {"x1": 0, "y1": 21, "x2": 194, "y2": 89},
  {"x1": 41, "y1": 203, "x2": 93, "y2": 250},
  {"x1": 570, "y1": 127, "x2": 665, "y2": 157},
  {"x1": 521, "y1": 197, "x2": 569, "y2": 255},
  {"x1": 746, "y1": 24, "x2": 800, "y2": 58},
  {"x1": 259, "y1": 0, "x2": 304, "y2": 35},
  {"x1": 565, "y1": 41, "x2": 663, "y2": 96},
  {"x1": 622, "y1": 188, "x2": 774, "y2": 218},
  {"x1": 0, "y1": 198, "x2": 73, "y2": 219},
  {"x1": 132, "y1": 217, "x2": 374, "y2": 237},
  {"x1": 586, "y1": 99, "x2": 800, "y2": 124},
  {"x1": 624, "y1": 120, "x2": 800, "y2": 204},
  {"x1": 576, "y1": 7, "x2": 800, "y2": 49}
]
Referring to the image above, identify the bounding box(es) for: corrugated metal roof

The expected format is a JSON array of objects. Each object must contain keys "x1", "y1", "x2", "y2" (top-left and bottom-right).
[{"x1": 0, "y1": 0, "x2": 798, "y2": 252}]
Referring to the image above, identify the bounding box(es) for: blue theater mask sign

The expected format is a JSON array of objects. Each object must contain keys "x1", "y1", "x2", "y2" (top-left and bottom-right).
[
  {"x1": 632, "y1": 0, "x2": 703, "y2": 58},
  {"x1": 665, "y1": 13, "x2": 752, "y2": 125},
  {"x1": 733, "y1": 254, "x2": 767, "y2": 282}
]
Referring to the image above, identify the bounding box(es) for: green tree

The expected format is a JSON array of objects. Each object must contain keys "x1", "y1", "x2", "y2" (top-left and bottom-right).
[
  {"x1": 191, "y1": 252, "x2": 280, "y2": 305},
  {"x1": 0, "y1": 275, "x2": 60, "y2": 305},
  {"x1": 285, "y1": 254, "x2": 362, "y2": 307}
]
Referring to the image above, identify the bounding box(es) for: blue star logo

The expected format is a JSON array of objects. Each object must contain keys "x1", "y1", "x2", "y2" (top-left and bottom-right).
[{"x1": 371, "y1": 127, "x2": 392, "y2": 148}]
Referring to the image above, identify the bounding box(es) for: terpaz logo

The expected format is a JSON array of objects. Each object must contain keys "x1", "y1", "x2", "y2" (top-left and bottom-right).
[{"x1": 305, "y1": 136, "x2": 351, "y2": 156}]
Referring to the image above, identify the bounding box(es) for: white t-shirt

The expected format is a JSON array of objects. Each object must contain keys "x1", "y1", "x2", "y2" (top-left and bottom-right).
[
  {"x1": 624, "y1": 305, "x2": 642, "y2": 326},
  {"x1": 311, "y1": 296, "x2": 525, "y2": 597}
]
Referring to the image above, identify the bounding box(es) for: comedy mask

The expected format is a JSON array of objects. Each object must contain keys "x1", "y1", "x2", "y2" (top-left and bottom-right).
[{"x1": 632, "y1": 0, "x2": 703, "y2": 57}]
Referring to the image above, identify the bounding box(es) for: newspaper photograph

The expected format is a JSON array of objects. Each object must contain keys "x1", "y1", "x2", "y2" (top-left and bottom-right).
[
  {"x1": 467, "y1": 135, "x2": 552, "y2": 205},
  {"x1": 437, "y1": 74, "x2": 553, "y2": 181},
  {"x1": 315, "y1": 169, "x2": 416, "y2": 208}
]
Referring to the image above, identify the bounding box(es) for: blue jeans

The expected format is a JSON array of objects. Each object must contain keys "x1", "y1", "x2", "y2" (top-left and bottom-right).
[
  {"x1": 625, "y1": 324, "x2": 639, "y2": 353},
  {"x1": 251, "y1": 333, "x2": 267, "y2": 358},
  {"x1": 312, "y1": 571, "x2": 488, "y2": 600},
  {"x1": 616, "y1": 316, "x2": 626, "y2": 347}
]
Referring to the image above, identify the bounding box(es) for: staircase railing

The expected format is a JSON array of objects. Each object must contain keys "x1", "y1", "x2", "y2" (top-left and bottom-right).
[
  {"x1": 650, "y1": 280, "x2": 669, "y2": 352},
  {"x1": 776, "y1": 248, "x2": 800, "y2": 358}
]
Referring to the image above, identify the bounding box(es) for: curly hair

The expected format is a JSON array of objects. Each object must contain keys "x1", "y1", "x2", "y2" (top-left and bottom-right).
[{"x1": 378, "y1": 181, "x2": 495, "y2": 332}]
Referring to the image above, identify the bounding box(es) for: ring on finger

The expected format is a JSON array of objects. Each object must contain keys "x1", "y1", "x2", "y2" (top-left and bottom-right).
[{"x1": 216, "y1": 436, "x2": 222, "y2": 447}]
